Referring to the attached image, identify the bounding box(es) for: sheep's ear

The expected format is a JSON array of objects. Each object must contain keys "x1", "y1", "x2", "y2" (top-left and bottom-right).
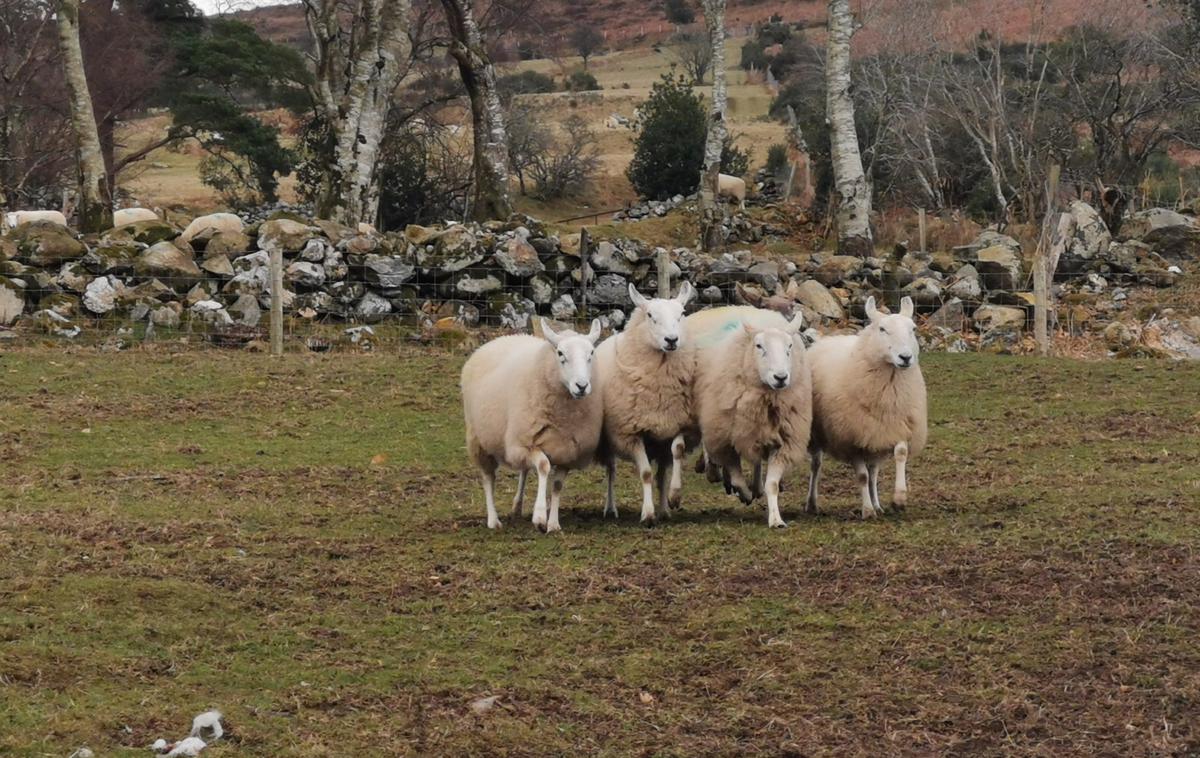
[
  {"x1": 786, "y1": 312, "x2": 805, "y2": 334},
  {"x1": 675, "y1": 280, "x2": 695, "y2": 306},
  {"x1": 741, "y1": 320, "x2": 756, "y2": 336},
  {"x1": 586, "y1": 318, "x2": 602, "y2": 345},
  {"x1": 541, "y1": 318, "x2": 562, "y2": 347},
  {"x1": 864, "y1": 296, "x2": 881, "y2": 324},
  {"x1": 628, "y1": 284, "x2": 649, "y2": 310},
  {"x1": 899, "y1": 296, "x2": 914, "y2": 318}
]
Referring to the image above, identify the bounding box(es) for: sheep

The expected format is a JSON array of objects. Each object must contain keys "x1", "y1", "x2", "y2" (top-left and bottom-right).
[
  {"x1": 461, "y1": 318, "x2": 603, "y2": 533},
  {"x1": 694, "y1": 313, "x2": 811, "y2": 527},
  {"x1": 682, "y1": 304, "x2": 793, "y2": 489},
  {"x1": 718, "y1": 173, "x2": 747, "y2": 210},
  {"x1": 807, "y1": 296, "x2": 927, "y2": 519},
  {"x1": 4, "y1": 210, "x2": 68, "y2": 229},
  {"x1": 178, "y1": 212, "x2": 243, "y2": 244},
  {"x1": 594, "y1": 282, "x2": 697, "y2": 524},
  {"x1": 112, "y1": 207, "x2": 159, "y2": 226}
]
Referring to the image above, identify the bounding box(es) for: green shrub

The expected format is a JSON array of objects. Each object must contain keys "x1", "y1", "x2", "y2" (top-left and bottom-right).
[
  {"x1": 565, "y1": 70, "x2": 600, "y2": 92},
  {"x1": 626, "y1": 73, "x2": 707, "y2": 199},
  {"x1": 766, "y1": 143, "x2": 788, "y2": 176}
]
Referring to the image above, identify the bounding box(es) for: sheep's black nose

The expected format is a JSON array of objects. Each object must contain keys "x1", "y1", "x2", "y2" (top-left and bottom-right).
[
  {"x1": 664, "y1": 336, "x2": 679, "y2": 350},
  {"x1": 773, "y1": 373, "x2": 788, "y2": 382},
  {"x1": 898, "y1": 353, "x2": 913, "y2": 366},
  {"x1": 575, "y1": 382, "x2": 589, "y2": 393}
]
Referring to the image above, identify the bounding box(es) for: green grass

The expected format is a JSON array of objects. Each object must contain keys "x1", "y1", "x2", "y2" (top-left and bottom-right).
[{"x1": 2, "y1": 348, "x2": 1200, "y2": 755}]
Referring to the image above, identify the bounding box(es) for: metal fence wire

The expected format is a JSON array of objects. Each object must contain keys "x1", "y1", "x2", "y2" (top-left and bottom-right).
[{"x1": 0, "y1": 209, "x2": 1195, "y2": 357}]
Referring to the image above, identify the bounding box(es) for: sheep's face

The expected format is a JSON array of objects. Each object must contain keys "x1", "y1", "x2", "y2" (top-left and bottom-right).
[
  {"x1": 542, "y1": 318, "x2": 602, "y2": 399},
  {"x1": 746, "y1": 314, "x2": 804, "y2": 390},
  {"x1": 628, "y1": 282, "x2": 694, "y2": 352},
  {"x1": 864, "y1": 296, "x2": 920, "y2": 369}
]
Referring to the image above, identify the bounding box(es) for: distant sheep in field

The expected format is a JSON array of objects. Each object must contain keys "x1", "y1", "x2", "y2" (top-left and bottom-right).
[
  {"x1": 3, "y1": 210, "x2": 68, "y2": 229},
  {"x1": 694, "y1": 313, "x2": 811, "y2": 527},
  {"x1": 594, "y1": 282, "x2": 697, "y2": 524},
  {"x1": 112, "y1": 207, "x2": 159, "y2": 227},
  {"x1": 178, "y1": 212, "x2": 243, "y2": 245},
  {"x1": 461, "y1": 319, "x2": 604, "y2": 533},
  {"x1": 718, "y1": 174, "x2": 746, "y2": 210},
  {"x1": 807, "y1": 296, "x2": 927, "y2": 519}
]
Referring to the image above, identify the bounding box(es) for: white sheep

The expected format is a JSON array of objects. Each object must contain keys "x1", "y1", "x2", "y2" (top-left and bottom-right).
[
  {"x1": 694, "y1": 313, "x2": 811, "y2": 527},
  {"x1": 594, "y1": 282, "x2": 697, "y2": 524},
  {"x1": 4, "y1": 210, "x2": 68, "y2": 229},
  {"x1": 684, "y1": 304, "x2": 793, "y2": 492},
  {"x1": 461, "y1": 318, "x2": 604, "y2": 532},
  {"x1": 807, "y1": 296, "x2": 928, "y2": 519},
  {"x1": 718, "y1": 174, "x2": 747, "y2": 210},
  {"x1": 178, "y1": 212, "x2": 243, "y2": 244},
  {"x1": 112, "y1": 207, "x2": 159, "y2": 226}
]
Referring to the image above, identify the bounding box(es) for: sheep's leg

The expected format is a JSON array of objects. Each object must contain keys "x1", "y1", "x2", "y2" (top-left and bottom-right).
[
  {"x1": 694, "y1": 448, "x2": 708, "y2": 475},
  {"x1": 480, "y1": 459, "x2": 501, "y2": 530},
  {"x1": 511, "y1": 469, "x2": 528, "y2": 517},
  {"x1": 655, "y1": 459, "x2": 671, "y2": 519},
  {"x1": 530, "y1": 451, "x2": 552, "y2": 529},
  {"x1": 704, "y1": 448, "x2": 723, "y2": 484},
  {"x1": 893, "y1": 441, "x2": 909, "y2": 508},
  {"x1": 633, "y1": 441, "x2": 657, "y2": 524},
  {"x1": 765, "y1": 453, "x2": 788, "y2": 528},
  {"x1": 603, "y1": 458, "x2": 618, "y2": 519},
  {"x1": 667, "y1": 434, "x2": 685, "y2": 509},
  {"x1": 805, "y1": 450, "x2": 822, "y2": 514},
  {"x1": 721, "y1": 466, "x2": 733, "y2": 494},
  {"x1": 868, "y1": 462, "x2": 884, "y2": 515},
  {"x1": 854, "y1": 460, "x2": 876, "y2": 520},
  {"x1": 751, "y1": 462, "x2": 764, "y2": 499},
  {"x1": 546, "y1": 470, "x2": 566, "y2": 534},
  {"x1": 726, "y1": 459, "x2": 754, "y2": 505}
]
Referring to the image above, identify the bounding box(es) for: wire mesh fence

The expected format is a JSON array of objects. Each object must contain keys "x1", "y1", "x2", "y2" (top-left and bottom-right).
[{"x1": 0, "y1": 208, "x2": 1196, "y2": 357}]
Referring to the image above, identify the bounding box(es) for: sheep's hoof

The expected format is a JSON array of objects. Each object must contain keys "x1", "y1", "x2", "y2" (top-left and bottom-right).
[
  {"x1": 544, "y1": 522, "x2": 562, "y2": 534},
  {"x1": 737, "y1": 488, "x2": 755, "y2": 506},
  {"x1": 768, "y1": 519, "x2": 789, "y2": 529},
  {"x1": 487, "y1": 519, "x2": 503, "y2": 530},
  {"x1": 531, "y1": 512, "x2": 548, "y2": 529},
  {"x1": 668, "y1": 489, "x2": 682, "y2": 509},
  {"x1": 640, "y1": 514, "x2": 657, "y2": 527},
  {"x1": 603, "y1": 507, "x2": 619, "y2": 519},
  {"x1": 804, "y1": 500, "x2": 819, "y2": 515},
  {"x1": 860, "y1": 508, "x2": 878, "y2": 520},
  {"x1": 892, "y1": 492, "x2": 908, "y2": 509}
]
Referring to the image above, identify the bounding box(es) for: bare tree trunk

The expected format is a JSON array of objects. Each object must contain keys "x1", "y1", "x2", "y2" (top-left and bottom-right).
[
  {"x1": 699, "y1": 0, "x2": 727, "y2": 252},
  {"x1": 56, "y1": 0, "x2": 111, "y2": 231},
  {"x1": 825, "y1": 0, "x2": 872, "y2": 256},
  {"x1": 440, "y1": 0, "x2": 511, "y2": 222},
  {"x1": 306, "y1": 0, "x2": 411, "y2": 226}
]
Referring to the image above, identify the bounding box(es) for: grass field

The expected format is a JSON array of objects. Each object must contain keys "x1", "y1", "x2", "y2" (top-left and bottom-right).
[{"x1": 2, "y1": 348, "x2": 1200, "y2": 756}]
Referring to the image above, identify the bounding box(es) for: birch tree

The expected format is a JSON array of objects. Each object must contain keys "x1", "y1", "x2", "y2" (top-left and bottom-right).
[
  {"x1": 825, "y1": 0, "x2": 871, "y2": 256},
  {"x1": 698, "y1": 0, "x2": 727, "y2": 251},
  {"x1": 302, "y1": 0, "x2": 413, "y2": 225},
  {"x1": 439, "y1": 0, "x2": 512, "y2": 221},
  {"x1": 55, "y1": 0, "x2": 111, "y2": 231}
]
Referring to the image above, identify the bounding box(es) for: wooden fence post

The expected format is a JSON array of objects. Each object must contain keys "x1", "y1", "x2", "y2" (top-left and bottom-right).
[
  {"x1": 269, "y1": 247, "x2": 284, "y2": 357},
  {"x1": 918, "y1": 207, "x2": 927, "y2": 255},
  {"x1": 579, "y1": 227, "x2": 591, "y2": 318},
  {"x1": 1034, "y1": 164, "x2": 1062, "y2": 357},
  {"x1": 657, "y1": 248, "x2": 670, "y2": 298}
]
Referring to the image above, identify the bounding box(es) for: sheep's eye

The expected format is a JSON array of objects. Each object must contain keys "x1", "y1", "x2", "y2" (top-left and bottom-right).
[{"x1": 879, "y1": 327, "x2": 888, "y2": 334}]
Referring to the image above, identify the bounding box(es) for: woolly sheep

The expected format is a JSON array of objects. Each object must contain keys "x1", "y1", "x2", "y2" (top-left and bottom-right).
[
  {"x1": 718, "y1": 174, "x2": 746, "y2": 210},
  {"x1": 807, "y1": 296, "x2": 928, "y2": 519},
  {"x1": 461, "y1": 319, "x2": 604, "y2": 533},
  {"x1": 178, "y1": 212, "x2": 243, "y2": 244},
  {"x1": 4, "y1": 210, "x2": 67, "y2": 229},
  {"x1": 594, "y1": 282, "x2": 696, "y2": 524},
  {"x1": 694, "y1": 313, "x2": 811, "y2": 527},
  {"x1": 684, "y1": 304, "x2": 793, "y2": 490},
  {"x1": 112, "y1": 207, "x2": 159, "y2": 226}
]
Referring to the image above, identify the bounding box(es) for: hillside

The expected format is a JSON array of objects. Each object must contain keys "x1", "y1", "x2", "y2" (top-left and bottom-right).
[{"x1": 231, "y1": 0, "x2": 1157, "y2": 58}]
